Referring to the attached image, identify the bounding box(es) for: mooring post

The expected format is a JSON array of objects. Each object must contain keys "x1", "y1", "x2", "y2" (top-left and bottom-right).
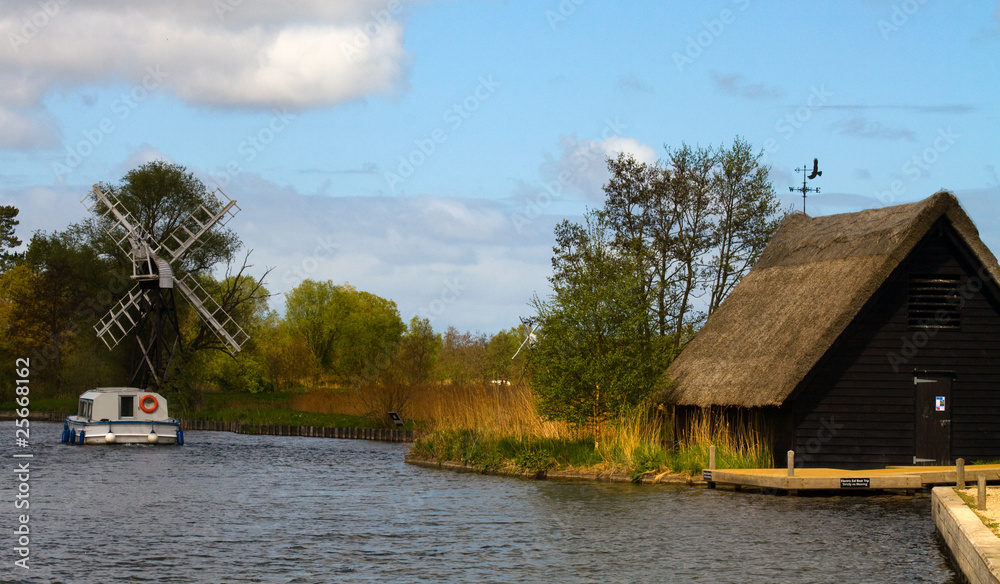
[
  {"x1": 787, "y1": 450, "x2": 795, "y2": 477},
  {"x1": 706, "y1": 444, "x2": 717, "y2": 489},
  {"x1": 957, "y1": 458, "x2": 966, "y2": 489},
  {"x1": 979, "y1": 474, "x2": 988, "y2": 510}
]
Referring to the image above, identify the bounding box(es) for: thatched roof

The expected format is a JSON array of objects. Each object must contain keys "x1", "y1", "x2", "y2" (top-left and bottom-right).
[{"x1": 666, "y1": 191, "x2": 1000, "y2": 407}]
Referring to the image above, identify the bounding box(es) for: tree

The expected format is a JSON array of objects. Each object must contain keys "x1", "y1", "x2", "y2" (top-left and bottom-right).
[
  {"x1": 0, "y1": 230, "x2": 119, "y2": 395},
  {"x1": 84, "y1": 161, "x2": 239, "y2": 276},
  {"x1": 530, "y1": 213, "x2": 668, "y2": 427},
  {"x1": 598, "y1": 138, "x2": 780, "y2": 350},
  {"x1": 483, "y1": 326, "x2": 529, "y2": 384},
  {"x1": 706, "y1": 137, "x2": 781, "y2": 314},
  {"x1": 284, "y1": 280, "x2": 405, "y2": 385},
  {"x1": 388, "y1": 316, "x2": 441, "y2": 386},
  {"x1": 258, "y1": 318, "x2": 315, "y2": 391},
  {"x1": 0, "y1": 205, "x2": 22, "y2": 270},
  {"x1": 435, "y1": 327, "x2": 488, "y2": 384},
  {"x1": 79, "y1": 160, "x2": 269, "y2": 388}
]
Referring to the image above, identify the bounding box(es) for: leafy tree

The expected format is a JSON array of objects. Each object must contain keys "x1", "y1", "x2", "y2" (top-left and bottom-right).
[
  {"x1": 530, "y1": 137, "x2": 779, "y2": 425},
  {"x1": 84, "y1": 161, "x2": 239, "y2": 276},
  {"x1": 435, "y1": 327, "x2": 488, "y2": 384},
  {"x1": 284, "y1": 280, "x2": 405, "y2": 384},
  {"x1": 0, "y1": 230, "x2": 118, "y2": 395},
  {"x1": 0, "y1": 205, "x2": 22, "y2": 270},
  {"x1": 530, "y1": 213, "x2": 668, "y2": 427},
  {"x1": 258, "y1": 318, "x2": 315, "y2": 391},
  {"x1": 78, "y1": 160, "x2": 269, "y2": 387},
  {"x1": 706, "y1": 137, "x2": 781, "y2": 314},
  {"x1": 483, "y1": 326, "x2": 529, "y2": 384},
  {"x1": 598, "y1": 138, "x2": 780, "y2": 350},
  {"x1": 388, "y1": 316, "x2": 441, "y2": 386}
]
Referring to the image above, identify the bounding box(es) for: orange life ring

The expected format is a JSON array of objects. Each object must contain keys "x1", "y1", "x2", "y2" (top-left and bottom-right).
[{"x1": 139, "y1": 395, "x2": 158, "y2": 414}]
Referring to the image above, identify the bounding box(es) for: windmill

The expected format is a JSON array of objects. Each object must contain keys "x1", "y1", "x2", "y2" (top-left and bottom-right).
[
  {"x1": 84, "y1": 183, "x2": 249, "y2": 388},
  {"x1": 511, "y1": 316, "x2": 540, "y2": 360}
]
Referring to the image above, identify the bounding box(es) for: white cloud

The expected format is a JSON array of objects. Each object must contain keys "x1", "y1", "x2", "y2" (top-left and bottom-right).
[
  {"x1": 204, "y1": 170, "x2": 558, "y2": 333},
  {"x1": 538, "y1": 134, "x2": 658, "y2": 200},
  {"x1": 0, "y1": 1, "x2": 413, "y2": 111},
  {"x1": 0, "y1": 106, "x2": 60, "y2": 149}
]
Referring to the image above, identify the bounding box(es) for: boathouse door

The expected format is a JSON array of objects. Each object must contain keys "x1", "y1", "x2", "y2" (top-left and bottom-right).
[{"x1": 914, "y1": 375, "x2": 951, "y2": 465}]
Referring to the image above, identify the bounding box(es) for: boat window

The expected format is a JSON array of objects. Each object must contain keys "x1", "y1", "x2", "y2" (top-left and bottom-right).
[
  {"x1": 120, "y1": 395, "x2": 135, "y2": 418},
  {"x1": 78, "y1": 400, "x2": 93, "y2": 420}
]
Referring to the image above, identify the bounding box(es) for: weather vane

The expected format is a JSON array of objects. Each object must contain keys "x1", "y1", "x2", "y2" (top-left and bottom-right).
[{"x1": 789, "y1": 158, "x2": 821, "y2": 214}]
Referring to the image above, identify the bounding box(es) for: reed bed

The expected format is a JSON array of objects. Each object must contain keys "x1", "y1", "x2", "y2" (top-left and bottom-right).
[{"x1": 288, "y1": 382, "x2": 771, "y2": 477}]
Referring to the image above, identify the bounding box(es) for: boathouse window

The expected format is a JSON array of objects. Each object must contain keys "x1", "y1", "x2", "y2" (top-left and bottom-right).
[
  {"x1": 119, "y1": 395, "x2": 135, "y2": 418},
  {"x1": 908, "y1": 274, "x2": 961, "y2": 330}
]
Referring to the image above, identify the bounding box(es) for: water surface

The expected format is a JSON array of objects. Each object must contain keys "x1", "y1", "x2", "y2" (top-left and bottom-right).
[{"x1": 2, "y1": 422, "x2": 959, "y2": 583}]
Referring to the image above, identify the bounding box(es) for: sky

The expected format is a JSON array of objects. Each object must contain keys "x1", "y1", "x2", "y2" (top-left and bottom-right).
[{"x1": 1, "y1": 0, "x2": 998, "y2": 334}]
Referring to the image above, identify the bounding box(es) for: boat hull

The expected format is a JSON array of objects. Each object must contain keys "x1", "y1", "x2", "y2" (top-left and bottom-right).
[{"x1": 63, "y1": 416, "x2": 183, "y2": 445}]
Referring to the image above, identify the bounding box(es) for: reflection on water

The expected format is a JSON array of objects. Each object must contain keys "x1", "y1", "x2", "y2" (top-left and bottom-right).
[{"x1": 3, "y1": 422, "x2": 959, "y2": 583}]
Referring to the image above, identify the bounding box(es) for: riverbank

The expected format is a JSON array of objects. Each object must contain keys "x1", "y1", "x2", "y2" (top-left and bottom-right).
[{"x1": 405, "y1": 454, "x2": 705, "y2": 485}]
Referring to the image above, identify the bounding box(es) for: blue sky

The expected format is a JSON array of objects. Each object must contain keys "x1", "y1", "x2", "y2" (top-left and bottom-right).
[{"x1": 1, "y1": 0, "x2": 998, "y2": 334}]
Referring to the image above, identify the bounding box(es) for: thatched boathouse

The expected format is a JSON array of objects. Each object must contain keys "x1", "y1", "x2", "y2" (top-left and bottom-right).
[{"x1": 667, "y1": 191, "x2": 1000, "y2": 469}]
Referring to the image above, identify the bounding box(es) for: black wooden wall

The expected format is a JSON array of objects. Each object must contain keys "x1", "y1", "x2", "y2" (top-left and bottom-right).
[{"x1": 782, "y1": 220, "x2": 1000, "y2": 469}]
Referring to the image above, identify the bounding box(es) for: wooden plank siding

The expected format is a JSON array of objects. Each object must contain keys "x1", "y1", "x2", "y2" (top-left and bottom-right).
[{"x1": 783, "y1": 221, "x2": 1000, "y2": 469}]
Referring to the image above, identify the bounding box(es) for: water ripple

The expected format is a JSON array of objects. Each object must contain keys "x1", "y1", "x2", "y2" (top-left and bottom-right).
[{"x1": 2, "y1": 422, "x2": 960, "y2": 583}]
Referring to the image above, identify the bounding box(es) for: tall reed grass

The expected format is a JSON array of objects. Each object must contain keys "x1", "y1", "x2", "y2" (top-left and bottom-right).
[
  {"x1": 289, "y1": 382, "x2": 772, "y2": 477},
  {"x1": 669, "y1": 407, "x2": 773, "y2": 474}
]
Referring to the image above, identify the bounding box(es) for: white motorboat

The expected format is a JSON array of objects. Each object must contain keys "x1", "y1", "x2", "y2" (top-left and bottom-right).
[{"x1": 62, "y1": 387, "x2": 183, "y2": 445}]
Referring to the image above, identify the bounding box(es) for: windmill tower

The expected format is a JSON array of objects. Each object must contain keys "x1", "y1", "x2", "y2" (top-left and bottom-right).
[{"x1": 84, "y1": 184, "x2": 249, "y2": 388}]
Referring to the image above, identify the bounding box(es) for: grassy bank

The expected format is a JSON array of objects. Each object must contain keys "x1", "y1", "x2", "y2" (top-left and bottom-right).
[
  {"x1": 183, "y1": 391, "x2": 380, "y2": 428},
  {"x1": 410, "y1": 384, "x2": 772, "y2": 480}
]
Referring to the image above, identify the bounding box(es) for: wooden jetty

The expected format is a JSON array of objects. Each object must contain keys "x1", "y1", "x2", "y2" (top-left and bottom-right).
[
  {"x1": 705, "y1": 464, "x2": 1000, "y2": 494},
  {"x1": 703, "y1": 449, "x2": 1000, "y2": 494}
]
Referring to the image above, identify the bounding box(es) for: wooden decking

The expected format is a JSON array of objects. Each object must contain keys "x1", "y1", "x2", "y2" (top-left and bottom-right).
[{"x1": 703, "y1": 464, "x2": 1000, "y2": 493}]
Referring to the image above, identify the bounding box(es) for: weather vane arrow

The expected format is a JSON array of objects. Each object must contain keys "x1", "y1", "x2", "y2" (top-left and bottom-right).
[{"x1": 790, "y1": 158, "x2": 821, "y2": 214}]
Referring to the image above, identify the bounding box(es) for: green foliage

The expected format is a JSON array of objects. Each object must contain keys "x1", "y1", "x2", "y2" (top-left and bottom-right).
[
  {"x1": 0, "y1": 230, "x2": 119, "y2": 395},
  {"x1": 388, "y1": 316, "x2": 441, "y2": 385},
  {"x1": 285, "y1": 280, "x2": 405, "y2": 384},
  {"x1": 530, "y1": 214, "x2": 669, "y2": 427},
  {"x1": 599, "y1": 138, "x2": 780, "y2": 347},
  {"x1": 84, "y1": 160, "x2": 239, "y2": 275},
  {"x1": 412, "y1": 429, "x2": 599, "y2": 474},
  {"x1": 258, "y1": 318, "x2": 315, "y2": 391},
  {"x1": 184, "y1": 391, "x2": 375, "y2": 428},
  {"x1": 435, "y1": 327, "x2": 488, "y2": 384},
  {"x1": 0, "y1": 205, "x2": 22, "y2": 270}
]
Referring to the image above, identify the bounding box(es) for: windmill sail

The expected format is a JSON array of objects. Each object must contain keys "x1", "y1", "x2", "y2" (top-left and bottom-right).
[
  {"x1": 84, "y1": 180, "x2": 249, "y2": 387},
  {"x1": 174, "y1": 274, "x2": 249, "y2": 354},
  {"x1": 159, "y1": 189, "x2": 240, "y2": 262},
  {"x1": 94, "y1": 284, "x2": 147, "y2": 350}
]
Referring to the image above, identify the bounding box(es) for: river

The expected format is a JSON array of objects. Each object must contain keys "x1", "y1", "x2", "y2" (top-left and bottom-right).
[{"x1": 3, "y1": 422, "x2": 959, "y2": 583}]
